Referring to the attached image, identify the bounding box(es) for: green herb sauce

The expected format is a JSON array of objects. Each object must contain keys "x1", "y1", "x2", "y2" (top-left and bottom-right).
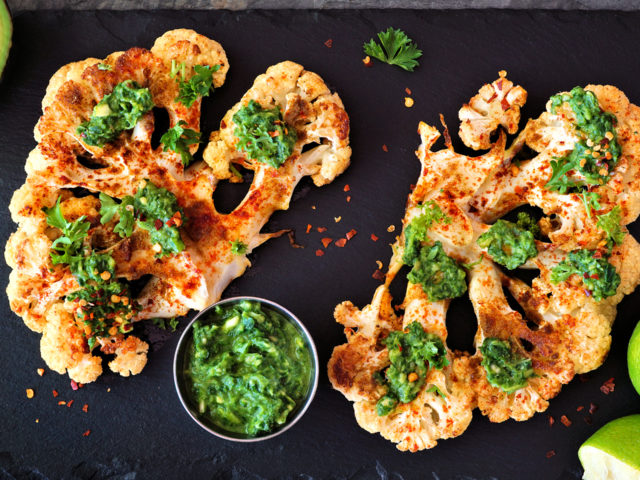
[
  {"x1": 545, "y1": 87, "x2": 621, "y2": 192},
  {"x1": 232, "y1": 100, "x2": 297, "y2": 169},
  {"x1": 374, "y1": 321, "x2": 448, "y2": 416},
  {"x1": 186, "y1": 301, "x2": 313, "y2": 436},
  {"x1": 550, "y1": 249, "x2": 620, "y2": 301},
  {"x1": 477, "y1": 219, "x2": 538, "y2": 270},
  {"x1": 77, "y1": 80, "x2": 154, "y2": 147},
  {"x1": 479, "y1": 338, "x2": 535, "y2": 394}
]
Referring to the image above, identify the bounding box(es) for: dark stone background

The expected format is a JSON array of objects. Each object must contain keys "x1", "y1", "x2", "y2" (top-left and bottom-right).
[{"x1": 1, "y1": 8, "x2": 639, "y2": 480}]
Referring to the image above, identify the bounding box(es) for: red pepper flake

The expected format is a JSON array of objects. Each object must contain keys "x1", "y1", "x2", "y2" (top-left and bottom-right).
[
  {"x1": 335, "y1": 238, "x2": 347, "y2": 248},
  {"x1": 583, "y1": 272, "x2": 590, "y2": 279},
  {"x1": 600, "y1": 377, "x2": 615, "y2": 394},
  {"x1": 343, "y1": 184, "x2": 350, "y2": 192},
  {"x1": 321, "y1": 237, "x2": 333, "y2": 248},
  {"x1": 591, "y1": 274, "x2": 599, "y2": 279},
  {"x1": 324, "y1": 38, "x2": 333, "y2": 48},
  {"x1": 315, "y1": 249, "x2": 324, "y2": 257},
  {"x1": 371, "y1": 234, "x2": 379, "y2": 242},
  {"x1": 405, "y1": 87, "x2": 412, "y2": 95},
  {"x1": 82, "y1": 430, "x2": 91, "y2": 437},
  {"x1": 346, "y1": 196, "x2": 351, "y2": 203},
  {"x1": 306, "y1": 224, "x2": 312, "y2": 234},
  {"x1": 548, "y1": 415, "x2": 555, "y2": 427},
  {"x1": 67, "y1": 400, "x2": 74, "y2": 408},
  {"x1": 560, "y1": 415, "x2": 572, "y2": 427},
  {"x1": 82, "y1": 404, "x2": 89, "y2": 413},
  {"x1": 317, "y1": 227, "x2": 327, "y2": 233},
  {"x1": 36, "y1": 368, "x2": 45, "y2": 376},
  {"x1": 52, "y1": 389, "x2": 59, "y2": 398},
  {"x1": 154, "y1": 219, "x2": 163, "y2": 230},
  {"x1": 372, "y1": 269, "x2": 384, "y2": 281},
  {"x1": 576, "y1": 405, "x2": 584, "y2": 412},
  {"x1": 70, "y1": 380, "x2": 79, "y2": 391},
  {"x1": 593, "y1": 250, "x2": 603, "y2": 259},
  {"x1": 545, "y1": 450, "x2": 556, "y2": 459},
  {"x1": 58, "y1": 401, "x2": 66, "y2": 406},
  {"x1": 589, "y1": 402, "x2": 598, "y2": 414},
  {"x1": 346, "y1": 229, "x2": 357, "y2": 241},
  {"x1": 382, "y1": 144, "x2": 388, "y2": 152}
]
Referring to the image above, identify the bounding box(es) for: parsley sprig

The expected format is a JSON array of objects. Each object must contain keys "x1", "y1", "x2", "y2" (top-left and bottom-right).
[
  {"x1": 171, "y1": 61, "x2": 220, "y2": 108},
  {"x1": 43, "y1": 197, "x2": 91, "y2": 266},
  {"x1": 160, "y1": 120, "x2": 201, "y2": 166},
  {"x1": 363, "y1": 27, "x2": 422, "y2": 72},
  {"x1": 596, "y1": 206, "x2": 626, "y2": 249}
]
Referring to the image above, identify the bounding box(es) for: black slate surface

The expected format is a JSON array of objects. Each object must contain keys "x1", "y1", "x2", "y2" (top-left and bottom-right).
[{"x1": 1, "y1": 9, "x2": 640, "y2": 480}]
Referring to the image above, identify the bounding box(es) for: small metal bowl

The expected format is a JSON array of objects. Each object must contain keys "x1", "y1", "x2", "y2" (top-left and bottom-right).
[{"x1": 173, "y1": 296, "x2": 319, "y2": 442}]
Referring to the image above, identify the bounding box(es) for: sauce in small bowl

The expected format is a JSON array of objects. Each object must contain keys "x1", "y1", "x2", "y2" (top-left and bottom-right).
[{"x1": 173, "y1": 297, "x2": 319, "y2": 441}]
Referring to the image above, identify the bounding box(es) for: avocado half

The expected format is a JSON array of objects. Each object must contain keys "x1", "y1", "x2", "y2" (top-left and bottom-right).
[{"x1": 0, "y1": 0, "x2": 11, "y2": 78}]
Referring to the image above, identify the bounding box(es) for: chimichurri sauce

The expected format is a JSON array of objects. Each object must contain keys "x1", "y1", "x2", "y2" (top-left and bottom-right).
[{"x1": 185, "y1": 300, "x2": 313, "y2": 436}]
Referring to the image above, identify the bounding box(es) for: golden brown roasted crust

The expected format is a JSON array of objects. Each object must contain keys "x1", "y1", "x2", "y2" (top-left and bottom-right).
[
  {"x1": 6, "y1": 31, "x2": 350, "y2": 383},
  {"x1": 329, "y1": 74, "x2": 640, "y2": 450}
]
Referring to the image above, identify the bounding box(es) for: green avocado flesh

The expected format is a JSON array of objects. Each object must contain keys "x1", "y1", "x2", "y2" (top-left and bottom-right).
[
  {"x1": 185, "y1": 300, "x2": 313, "y2": 436},
  {"x1": 0, "y1": 0, "x2": 11, "y2": 78}
]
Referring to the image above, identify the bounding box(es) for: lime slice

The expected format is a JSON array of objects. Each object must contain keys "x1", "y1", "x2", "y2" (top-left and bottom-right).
[
  {"x1": 578, "y1": 414, "x2": 640, "y2": 480},
  {"x1": 629, "y1": 320, "x2": 640, "y2": 396},
  {"x1": 0, "y1": 0, "x2": 11, "y2": 78}
]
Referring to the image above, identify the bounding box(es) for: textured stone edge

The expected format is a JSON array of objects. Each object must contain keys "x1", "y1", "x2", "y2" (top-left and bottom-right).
[{"x1": 6, "y1": 0, "x2": 640, "y2": 12}]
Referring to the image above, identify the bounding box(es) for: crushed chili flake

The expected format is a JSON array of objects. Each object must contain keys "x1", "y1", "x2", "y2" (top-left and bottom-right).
[
  {"x1": 70, "y1": 380, "x2": 79, "y2": 391},
  {"x1": 321, "y1": 237, "x2": 333, "y2": 248},
  {"x1": 382, "y1": 144, "x2": 388, "y2": 152},
  {"x1": 372, "y1": 269, "x2": 385, "y2": 281},
  {"x1": 560, "y1": 415, "x2": 572, "y2": 427},
  {"x1": 317, "y1": 227, "x2": 327, "y2": 233},
  {"x1": 576, "y1": 405, "x2": 584, "y2": 412},
  {"x1": 600, "y1": 377, "x2": 615, "y2": 394},
  {"x1": 287, "y1": 231, "x2": 304, "y2": 249},
  {"x1": 362, "y1": 56, "x2": 373, "y2": 67},
  {"x1": 82, "y1": 430, "x2": 91, "y2": 437},
  {"x1": 335, "y1": 238, "x2": 347, "y2": 247},
  {"x1": 387, "y1": 225, "x2": 395, "y2": 233},
  {"x1": 545, "y1": 450, "x2": 556, "y2": 459},
  {"x1": 306, "y1": 224, "x2": 312, "y2": 234},
  {"x1": 346, "y1": 196, "x2": 351, "y2": 203},
  {"x1": 334, "y1": 216, "x2": 342, "y2": 223},
  {"x1": 343, "y1": 185, "x2": 350, "y2": 192},
  {"x1": 405, "y1": 87, "x2": 412, "y2": 95},
  {"x1": 67, "y1": 400, "x2": 74, "y2": 408},
  {"x1": 52, "y1": 389, "x2": 58, "y2": 398},
  {"x1": 324, "y1": 38, "x2": 333, "y2": 48},
  {"x1": 404, "y1": 97, "x2": 414, "y2": 108},
  {"x1": 315, "y1": 249, "x2": 324, "y2": 257},
  {"x1": 58, "y1": 401, "x2": 66, "y2": 406},
  {"x1": 26, "y1": 388, "x2": 34, "y2": 399},
  {"x1": 82, "y1": 404, "x2": 89, "y2": 413},
  {"x1": 548, "y1": 415, "x2": 554, "y2": 427},
  {"x1": 376, "y1": 260, "x2": 383, "y2": 270},
  {"x1": 589, "y1": 402, "x2": 598, "y2": 415},
  {"x1": 311, "y1": 205, "x2": 316, "y2": 210},
  {"x1": 346, "y1": 229, "x2": 357, "y2": 240},
  {"x1": 35, "y1": 419, "x2": 39, "y2": 423},
  {"x1": 371, "y1": 234, "x2": 379, "y2": 242},
  {"x1": 36, "y1": 368, "x2": 44, "y2": 376}
]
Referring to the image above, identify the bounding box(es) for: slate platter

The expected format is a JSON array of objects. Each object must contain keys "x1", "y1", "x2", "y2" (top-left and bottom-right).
[{"x1": 1, "y1": 8, "x2": 640, "y2": 480}]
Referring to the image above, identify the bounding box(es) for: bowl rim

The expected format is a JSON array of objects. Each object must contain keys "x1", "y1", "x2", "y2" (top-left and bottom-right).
[{"x1": 173, "y1": 296, "x2": 320, "y2": 442}]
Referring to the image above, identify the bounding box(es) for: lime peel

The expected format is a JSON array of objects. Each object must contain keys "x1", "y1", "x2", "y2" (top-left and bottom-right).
[
  {"x1": 578, "y1": 414, "x2": 640, "y2": 480},
  {"x1": 628, "y1": 320, "x2": 640, "y2": 396}
]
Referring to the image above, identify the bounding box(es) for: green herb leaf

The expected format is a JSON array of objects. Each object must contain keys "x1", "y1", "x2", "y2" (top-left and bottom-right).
[
  {"x1": 406, "y1": 241, "x2": 467, "y2": 302},
  {"x1": 402, "y1": 201, "x2": 451, "y2": 265},
  {"x1": 152, "y1": 317, "x2": 179, "y2": 332},
  {"x1": 230, "y1": 240, "x2": 248, "y2": 255},
  {"x1": 515, "y1": 212, "x2": 541, "y2": 239},
  {"x1": 580, "y1": 191, "x2": 601, "y2": 220},
  {"x1": 176, "y1": 64, "x2": 220, "y2": 108},
  {"x1": 99, "y1": 192, "x2": 135, "y2": 238},
  {"x1": 479, "y1": 338, "x2": 535, "y2": 394},
  {"x1": 232, "y1": 100, "x2": 297, "y2": 169},
  {"x1": 97, "y1": 63, "x2": 112, "y2": 71},
  {"x1": 77, "y1": 80, "x2": 154, "y2": 147},
  {"x1": 426, "y1": 384, "x2": 447, "y2": 399},
  {"x1": 596, "y1": 206, "x2": 626, "y2": 248},
  {"x1": 43, "y1": 197, "x2": 91, "y2": 266},
  {"x1": 160, "y1": 120, "x2": 201, "y2": 166},
  {"x1": 550, "y1": 249, "x2": 620, "y2": 301},
  {"x1": 363, "y1": 27, "x2": 422, "y2": 72}
]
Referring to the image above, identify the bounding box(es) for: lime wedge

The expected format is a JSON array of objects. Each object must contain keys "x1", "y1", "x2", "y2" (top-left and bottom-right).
[
  {"x1": 0, "y1": 0, "x2": 11, "y2": 78},
  {"x1": 578, "y1": 414, "x2": 640, "y2": 480},
  {"x1": 629, "y1": 320, "x2": 640, "y2": 396}
]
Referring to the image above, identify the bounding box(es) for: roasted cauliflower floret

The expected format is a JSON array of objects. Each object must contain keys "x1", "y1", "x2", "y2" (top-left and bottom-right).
[
  {"x1": 203, "y1": 61, "x2": 351, "y2": 186},
  {"x1": 458, "y1": 71, "x2": 527, "y2": 150},
  {"x1": 107, "y1": 336, "x2": 149, "y2": 377}
]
